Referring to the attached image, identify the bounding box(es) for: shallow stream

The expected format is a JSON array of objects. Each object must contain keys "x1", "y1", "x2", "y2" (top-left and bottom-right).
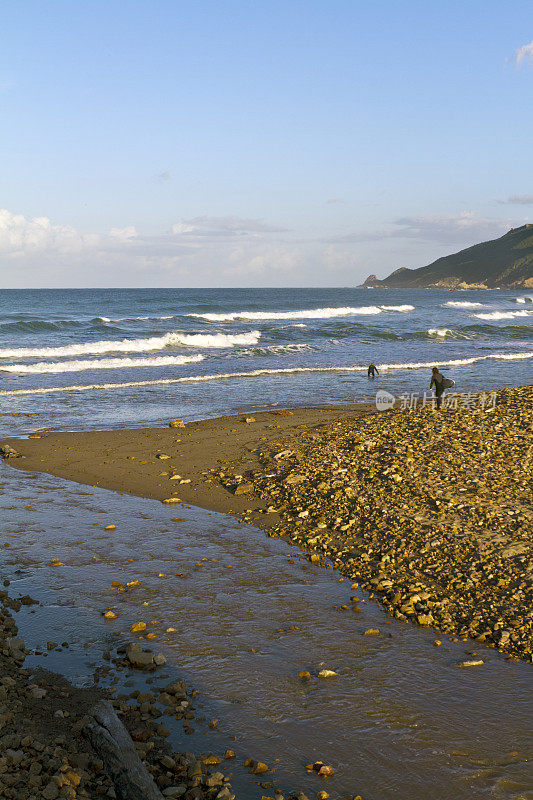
[{"x1": 1, "y1": 465, "x2": 532, "y2": 800}]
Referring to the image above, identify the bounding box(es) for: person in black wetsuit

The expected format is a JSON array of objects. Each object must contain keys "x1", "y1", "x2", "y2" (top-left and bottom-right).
[
  {"x1": 368, "y1": 362, "x2": 379, "y2": 378},
  {"x1": 430, "y1": 366, "x2": 445, "y2": 409}
]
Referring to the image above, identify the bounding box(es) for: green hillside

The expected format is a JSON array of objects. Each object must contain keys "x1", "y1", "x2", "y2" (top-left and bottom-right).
[{"x1": 364, "y1": 224, "x2": 533, "y2": 289}]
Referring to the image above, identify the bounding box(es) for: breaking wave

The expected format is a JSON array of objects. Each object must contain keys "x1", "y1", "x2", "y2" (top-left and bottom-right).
[
  {"x1": 188, "y1": 305, "x2": 414, "y2": 321},
  {"x1": 444, "y1": 301, "x2": 485, "y2": 309},
  {"x1": 2, "y1": 351, "x2": 531, "y2": 395},
  {"x1": 472, "y1": 310, "x2": 533, "y2": 321},
  {"x1": 1, "y1": 354, "x2": 204, "y2": 375},
  {"x1": 0, "y1": 331, "x2": 261, "y2": 359}
]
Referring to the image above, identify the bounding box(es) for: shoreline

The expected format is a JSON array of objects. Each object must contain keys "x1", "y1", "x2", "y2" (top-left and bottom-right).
[{"x1": 3, "y1": 390, "x2": 533, "y2": 662}]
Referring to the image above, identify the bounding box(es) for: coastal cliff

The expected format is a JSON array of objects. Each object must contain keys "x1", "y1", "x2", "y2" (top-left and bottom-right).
[{"x1": 364, "y1": 224, "x2": 533, "y2": 289}]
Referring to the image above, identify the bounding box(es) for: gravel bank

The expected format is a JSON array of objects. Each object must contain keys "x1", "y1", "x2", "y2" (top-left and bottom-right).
[
  {"x1": 0, "y1": 587, "x2": 236, "y2": 800},
  {"x1": 216, "y1": 386, "x2": 532, "y2": 662}
]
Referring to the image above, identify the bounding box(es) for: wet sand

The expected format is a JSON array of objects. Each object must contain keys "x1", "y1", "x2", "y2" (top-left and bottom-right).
[{"x1": 2, "y1": 402, "x2": 374, "y2": 522}]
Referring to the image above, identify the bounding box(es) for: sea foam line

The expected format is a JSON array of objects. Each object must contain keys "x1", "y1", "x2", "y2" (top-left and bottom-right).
[
  {"x1": 188, "y1": 305, "x2": 414, "y2": 321},
  {"x1": 472, "y1": 310, "x2": 533, "y2": 321},
  {"x1": 1, "y1": 354, "x2": 204, "y2": 375},
  {"x1": 1, "y1": 352, "x2": 531, "y2": 396},
  {"x1": 0, "y1": 331, "x2": 261, "y2": 359},
  {"x1": 444, "y1": 301, "x2": 485, "y2": 308}
]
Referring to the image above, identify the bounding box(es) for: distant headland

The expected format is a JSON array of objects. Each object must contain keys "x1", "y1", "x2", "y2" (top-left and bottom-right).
[{"x1": 364, "y1": 224, "x2": 533, "y2": 289}]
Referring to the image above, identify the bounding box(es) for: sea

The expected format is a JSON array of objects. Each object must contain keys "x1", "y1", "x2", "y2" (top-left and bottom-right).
[
  {"x1": 1, "y1": 287, "x2": 533, "y2": 799},
  {"x1": 1, "y1": 287, "x2": 532, "y2": 434}
]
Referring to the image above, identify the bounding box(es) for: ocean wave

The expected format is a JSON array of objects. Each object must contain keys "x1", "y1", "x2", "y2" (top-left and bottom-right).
[
  {"x1": 378, "y1": 305, "x2": 415, "y2": 312},
  {"x1": 2, "y1": 351, "x2": 531, "y2": 395},
  {"x1": 1, "y1": 354, "x2": 204, "y2": 375},
  {"x1": 515, "y1": 296, "x2": 533, "y2": 304},
  {"x1": 92, "y1": 316, "x2": 111, "y2": 323},
  {"x1": 0, "y1": 319, "x2": 85, "y2": 334},
  {"x1": 0, "y1": 331, "x2": 261, "y2": 359},
  {"x1": 444, "y1": 301, "x2": 485, "y2": 308},
  {"x1": 428, "y1": 328, "x2": 454, "y2": 337},
  {"x1": 472, "y1": 310, "x2": 533, "y2": 321},
  {"x1": 188, "y1": 305, "x2": 414, "y2": 321}
]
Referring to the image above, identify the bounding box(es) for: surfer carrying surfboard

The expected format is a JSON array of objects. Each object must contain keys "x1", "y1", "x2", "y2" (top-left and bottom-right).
[{"x1": 430, "y1": 366, "x2": 455, "y2": 409}]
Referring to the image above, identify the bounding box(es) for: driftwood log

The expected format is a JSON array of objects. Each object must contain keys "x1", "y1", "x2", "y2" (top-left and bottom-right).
[{"x1": 85, "y1": 700, "x2": 164, "y2": 800}]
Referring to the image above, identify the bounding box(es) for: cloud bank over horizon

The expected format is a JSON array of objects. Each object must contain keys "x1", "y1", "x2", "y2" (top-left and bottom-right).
[{"x1": 0, "y1": 206, "x2": 528, "y2": 288}]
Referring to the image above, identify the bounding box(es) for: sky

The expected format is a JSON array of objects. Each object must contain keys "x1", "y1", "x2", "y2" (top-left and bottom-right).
[{"x1": 1, "y1": 0, "x2": 533, "y2": 288}]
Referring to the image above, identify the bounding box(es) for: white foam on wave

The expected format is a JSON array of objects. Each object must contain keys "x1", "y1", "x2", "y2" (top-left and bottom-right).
[
  {"x1": 472, "y1": 310, "x2": 533, "y2": 321},
  {"x1": 0, "y1": 331, "x2": 261, "y2": 359},
  {"x1": 515, "y1": 296, "x2": 533, "y2": 304},
  {"x1": 379, "y1": 304, "x2": 415, "y2": 312},
  {"x1": 188, "y1": 305, "x2": 414, "y2": 322},
  {"x1": 1, "y1": 354, "x2": 204, "y2": 375},
  {"x1": 93, "y1": 316, "x2": 111, "y2": 323},
  {"x1": 444, "y1": 301, "x2": 484, "y2": 308},
  {"x1": 428, "y1": 328, "x2": 453, "y2": 337},
  {"x1": 2, "y1": 351, "x2": 531, "y2": 396}
]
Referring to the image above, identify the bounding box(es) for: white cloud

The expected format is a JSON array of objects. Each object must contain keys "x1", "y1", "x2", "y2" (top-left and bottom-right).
[
  {"x1": 109, "y1": 225, "x2": 138, "y2": 240},
  {"x1": 0, "y1": 208, "x2": 100, "y2": 255},
  {"x1": 329, "y1": 211, "x2": 518, "y2": 245},
  {"x1": 171, "y1": 215, "x2": 288, "y2": 236},
  {"x1": 503, "y1": 194, "x2": 533, "y2": 205},
  {"x1": 516, "y1": 40, "x2": 533, "y2": 66}
]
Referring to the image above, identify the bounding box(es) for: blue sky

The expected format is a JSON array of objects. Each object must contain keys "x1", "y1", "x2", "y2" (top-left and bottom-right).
[{"x1": 1, "y1": 0, "x2": 532, "y2": 287}]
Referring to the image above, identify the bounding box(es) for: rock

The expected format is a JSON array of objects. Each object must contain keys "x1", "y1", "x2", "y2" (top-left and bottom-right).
[
  {"x1": 285, "y1": 474, "x2": 306, "y2": 486},
  {"x1": 317, "y1": 669, "x2": 338, "y2": 678},
  {"x1": 42, "y1": 782, "x2": 59, "y2": 799},
  {"x1": 298, "y1": 671, "x2": 311, "y2": 681},
  {"x1": 125, "y1": 643, "x2": 154, "y2": 668},
  {"x1": 244, "y1": 417, "x2": 256, "y2": 423},
  {"x1": 154, "y1": 652, "x2": 167, "y2": 666},
  {"x1": 104, "y1": 611, "x2": 117, "y2": 619},
  {"x1": 157, "y1": 454, "x2": 171, "y2": 459},
  {"x1": 164, "y1": 679, "x2": 187, "y2": 697},
  {"x1": 6, "y1": 637, "x2": 25, "y2": 654},
  {"x1": 104, "y1": 524, "x2": 116, "y2": 530},
  {"x1": 163, "y1": 787, "x2": 187, "y2": 798},
  {"x1": 130, "y1": 622, "x2": 146, "y2": 633},
  {"x1": 458, "y1": 659, "x2": 484, "y2": 667},
  {"x1": 169, "y1": 420, "x2": 186, "y2": 428},
  {"x1": 363, "y1": 628, "x2": 380, "y2": 635},
  {"x1": 206, "y1": 771, "x2": 225, "y2": 787},
  {"x1": 252, "y1": 762, "x2": 269, "y2": 774},
  {"x1": 224, "y1": 750, "x2": 236, "y2": 760},
  {"x1": 162, "y1": 498, "x2": 182, "y2": 504},
  {"x1": 0, "y1": 445, "x2": 21, "y2": 459},
  {"x1": 234, "y1": 483, "x2": 254, "y2": 496}
]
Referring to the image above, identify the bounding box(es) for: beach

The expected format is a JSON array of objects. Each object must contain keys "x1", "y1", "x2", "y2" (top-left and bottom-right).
[{"x1": 4, "y1": 387, "x2": 532, "y2": 661}]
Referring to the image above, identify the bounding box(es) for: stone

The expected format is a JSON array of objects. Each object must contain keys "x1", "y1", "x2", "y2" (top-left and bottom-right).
[
  {"x1": 234, "y1": 483, "x2": 254, "y2": 496},
  {"x1": 154, "y1": 652, "x2": 167, "y2": 666},
  {"x1": 163, "y1": 787, "x2": 187, "y2": 798},
  {"x1": 0, "y1": 445, "x2": 21, "y2": 458},
  {"x1": 317, "y1": 669, "x2": 338, "y2": 678},
  {"x1": 169, "y1": 420, "x2": 186, "y2": 428},
  {"x1": 125, "y1": 643, "x2": 154, "y2": 668},
  {"x1": 130, "y1": 622, "x2": 146, "y2": 633},
  {"x1": 42, "y1": 782, "x2": 59, "y2": 799},
  {"x1": 244, "y1": 417, "x2": 256, "y2": 423},
  {"x1": 458, "y1": 659, "x2": 484, "y2": 667},
  {"x1": 162, "y1": 498, "x2": 182, "y2": 504}
]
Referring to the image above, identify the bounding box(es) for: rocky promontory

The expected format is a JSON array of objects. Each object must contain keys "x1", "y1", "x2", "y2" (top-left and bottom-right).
[{"x1": 364, "y1": 224, "x2": 533, "y2": 289}]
